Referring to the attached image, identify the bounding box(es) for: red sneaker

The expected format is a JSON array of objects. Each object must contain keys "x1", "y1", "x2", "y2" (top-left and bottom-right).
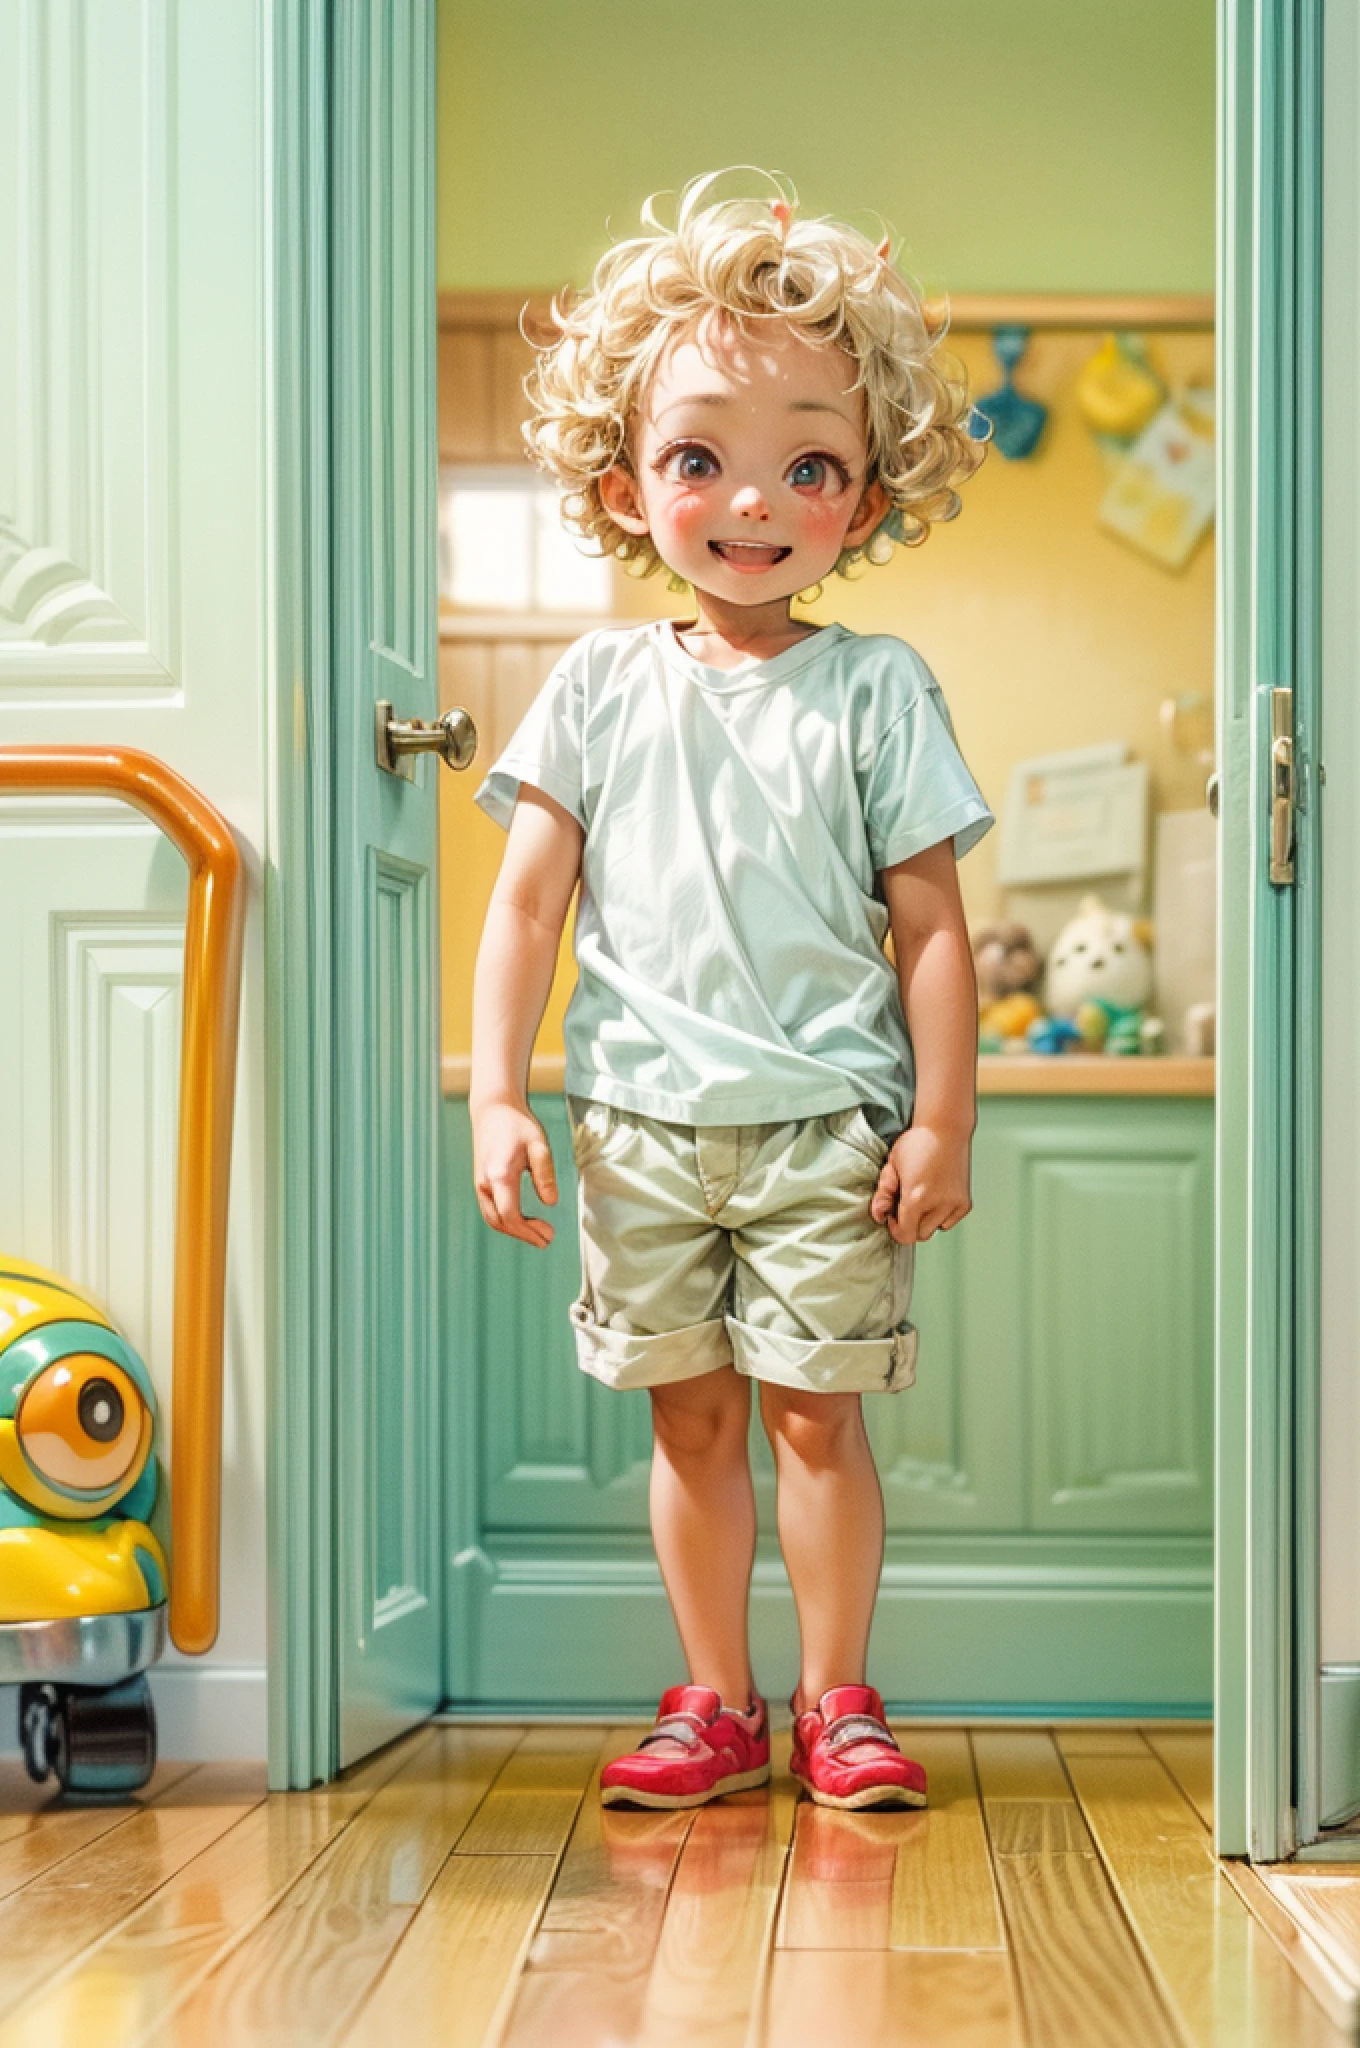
[
  {"x1": 790, "y1": 1685, "x2": 928, "y2": 1810},
  {"x1": 599, "y1": 1686, "x2": 771, "y2": 1809}
]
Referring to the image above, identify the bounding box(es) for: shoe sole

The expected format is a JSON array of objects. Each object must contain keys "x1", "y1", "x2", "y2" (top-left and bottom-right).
[
  {"x1": 796, "y1": 1778, "x2": 928, "y2": 1811},
  {"x1": 599, "y1": 1762, "x2": 772, "y2": 1810}
]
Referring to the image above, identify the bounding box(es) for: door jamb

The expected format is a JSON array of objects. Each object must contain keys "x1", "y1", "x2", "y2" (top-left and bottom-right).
[
  {"x1": 1215, "y1": 0, "x2": 1323, "y2": 1862},
  {"x1": 265, "y1": 0, "x2": 339, "y2": 1791}
]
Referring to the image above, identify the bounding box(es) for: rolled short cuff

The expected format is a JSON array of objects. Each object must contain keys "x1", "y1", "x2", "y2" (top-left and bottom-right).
[
  {"x1": 569, "y1": 1303, "x2": 734, "y2": 1389},
  {"x1": 727, "y1": 1313, "x2": 918, "y2": 1394}
]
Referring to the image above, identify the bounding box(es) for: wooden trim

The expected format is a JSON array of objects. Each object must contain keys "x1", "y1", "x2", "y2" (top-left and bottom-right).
[
  {"x1": 937, "y1": 293, "x2": 1214, "y2": 331},
  {"x1": 438, "y1": 290, "x2": 557, "y2": 334},
  {"x1": 442, "y1": 1053, "x2": 1215, "y2": 1100},
  {"x1": 439, "y1": 613, "x2": 620, "y2": 641},
  {"x1": 438, "y1": 287, "x2": 1215, "y2": 335}
]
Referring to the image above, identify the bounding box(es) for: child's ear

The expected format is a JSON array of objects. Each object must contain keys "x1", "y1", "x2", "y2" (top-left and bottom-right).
[
  {"x1": 599, "y1": 466, "x2": 651, "y2": 537},
  {"x1": 843, "y1": 479, "x2": 891, "y2": 550}
]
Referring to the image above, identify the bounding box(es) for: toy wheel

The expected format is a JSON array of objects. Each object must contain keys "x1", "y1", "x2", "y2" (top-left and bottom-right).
[
  {"x1": 49, "y1": 1676, "x2": 157, "y2": 1797},
  {"x1": 19, "y1": 1684, "x2": 59, "y2": 1784}
]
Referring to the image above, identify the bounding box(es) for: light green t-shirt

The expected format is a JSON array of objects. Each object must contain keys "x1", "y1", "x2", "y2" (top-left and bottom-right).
[{"x1": 474, "y1": 619, "x2": 993, "y2": 1141}]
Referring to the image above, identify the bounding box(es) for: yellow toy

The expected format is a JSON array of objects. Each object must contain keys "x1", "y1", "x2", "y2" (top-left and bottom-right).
[
  {"x1": 1075, "y1": 334, "x2": 1165, "y2": 441},
  {"x1": 979, "y1": 991, "x2": 1043, "y2": 1043},
  {"x1": 1, "y1": 1258, "x2": 167, "y2": 1791}
]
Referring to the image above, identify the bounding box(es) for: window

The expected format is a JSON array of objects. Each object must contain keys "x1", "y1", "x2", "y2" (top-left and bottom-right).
[{"x1": 438, "y1": 467, "x2": 612, "y2": 615}]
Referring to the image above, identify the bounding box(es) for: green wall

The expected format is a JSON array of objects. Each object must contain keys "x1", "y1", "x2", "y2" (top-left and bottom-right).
[{"x1": 437, "y1": 0, "x2": 1215, "y2": 294}]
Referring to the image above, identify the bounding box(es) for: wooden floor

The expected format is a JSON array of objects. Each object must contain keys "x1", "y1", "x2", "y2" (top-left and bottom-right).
[{"x1": 1, "y1": 1720, "x2": 1359, "y2": 2046}]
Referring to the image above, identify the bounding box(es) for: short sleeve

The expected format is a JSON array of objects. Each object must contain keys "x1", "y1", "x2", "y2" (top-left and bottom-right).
[
  {"x1": 472, "y1": 641, "x2": 587, "y2": 832},
  {"x1": 864, "y1": 678, "x2": 994, "y2": 871}
]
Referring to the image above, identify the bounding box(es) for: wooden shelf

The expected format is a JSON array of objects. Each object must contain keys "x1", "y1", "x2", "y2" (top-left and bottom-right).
[
  {"x1": 977, "y1": 1056, "x2": 1215, "y2": 1097},
  {"x1": 443, "y1": 1054, "x2": 1216, "y2": 1100}
]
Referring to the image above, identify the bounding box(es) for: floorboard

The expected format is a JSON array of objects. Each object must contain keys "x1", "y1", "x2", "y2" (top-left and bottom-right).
[
  {"x1": 1061, "y1": 1743, "x2": 1347, "y2": 2047},
  {"x1": 0, "y1": 1719, "x2": 1352, "y2": 2048},
  {"x1": 141, "y1": 1728, "x2": 520, "y2": 2045},
  {"x1": 1143, "y1": 1727, "x2": 1215, "y2": 1832},
  {"x1": 630, "y1": 1734, "x2": 797, "y2": 2048},
  {"x1": 0, "y1": 1759, "x2": 199, "y2": 1905},
  {"x1": 500, "y1": 1729, "x2": 693, "y2": 2048},
  {"x1": 0, "y1": 1763, "x2": 265, "y2": 2024},
  {"x1": 975, "y1": 1732, "x2": 1181, "y2": 2047},
  {"x1": 764, "y1": 1952, "x2": 1022, "y2": 2048},
  {"x1": 0, "y1": 1731, "x2": 438, "y2": 2048}
]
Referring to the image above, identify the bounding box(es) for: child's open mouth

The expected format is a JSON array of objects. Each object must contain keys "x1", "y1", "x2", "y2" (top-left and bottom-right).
[{"x1": 708, "y1": 541, "x2": 792, "y2": 572}]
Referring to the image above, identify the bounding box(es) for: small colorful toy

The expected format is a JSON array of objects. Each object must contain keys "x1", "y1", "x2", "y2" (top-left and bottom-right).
[
  {"x1": 1026, "y1": 1016, "x2": 1083, "y2": 1057},
  {"x1": 1, "y1": 1259, "x2": 165, "y2": 1792},
  {"x1": 973, "y1": 921, "x2": 1044, "y2": 1045},
  {"x1": 1075, "y1": 996, "x2": 1147, "y2": 1057}
]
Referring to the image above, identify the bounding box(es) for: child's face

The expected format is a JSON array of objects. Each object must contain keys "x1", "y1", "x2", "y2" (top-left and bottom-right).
[{"x1": 601, "y1": 315, "x2": 889, "y2": 604}]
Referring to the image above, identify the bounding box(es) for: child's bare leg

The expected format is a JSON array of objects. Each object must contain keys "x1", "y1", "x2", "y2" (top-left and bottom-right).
[
  {"x1": 758, "y1": 1384, "x2": 885, "y2": 1709},
  {"x1": 648, "y1": 1366, "x2": 757, "y2": 1705}
]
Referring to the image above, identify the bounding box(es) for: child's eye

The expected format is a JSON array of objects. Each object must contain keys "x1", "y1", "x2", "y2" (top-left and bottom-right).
[
  {"x1": 788, "y1": 454, "x2": 850, "y2": 492},
  {"x1": 660, "y1": 444, "x2": 719, "y2": 482}
]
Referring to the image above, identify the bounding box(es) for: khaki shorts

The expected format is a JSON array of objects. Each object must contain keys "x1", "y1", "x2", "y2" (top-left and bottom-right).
[{"x1": 565, "y1": 1096, "x2": 917, "y2": 1396}]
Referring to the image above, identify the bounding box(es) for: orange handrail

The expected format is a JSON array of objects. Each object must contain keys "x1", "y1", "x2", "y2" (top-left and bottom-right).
[{"x1": 0, "y1": 747, "x2": 245, "y2": 1654}]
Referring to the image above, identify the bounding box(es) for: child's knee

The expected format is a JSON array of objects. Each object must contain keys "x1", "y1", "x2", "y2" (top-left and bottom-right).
[
  {"x1": 759, "y1": 1384, "x2": 863, "y2": 1469},
  {"x1": 650, "y1": 1369, "x2": 750, "y2": 1458}
]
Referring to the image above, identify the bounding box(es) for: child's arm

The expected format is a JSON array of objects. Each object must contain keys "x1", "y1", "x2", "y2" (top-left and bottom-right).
[
  {"x1": 470, "y1": 786, "x2": 585, "y2": 1247},
  {"x1": 872, "y1": 839, "x2": 978, "y2": 1243}
]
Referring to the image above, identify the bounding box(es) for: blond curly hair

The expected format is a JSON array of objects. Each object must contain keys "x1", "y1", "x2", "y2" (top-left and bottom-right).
[{"x1": 523, "y1": 170, "x2": 988, "y2": 578}]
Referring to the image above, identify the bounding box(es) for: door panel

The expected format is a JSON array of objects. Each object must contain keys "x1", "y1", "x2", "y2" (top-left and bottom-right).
[
  {"x1": 0, "y1": 2, "x2": 270, "y2": 1747},
  {"x1": 330, "y1": 0, "x2": 443, "y2": 1763}
]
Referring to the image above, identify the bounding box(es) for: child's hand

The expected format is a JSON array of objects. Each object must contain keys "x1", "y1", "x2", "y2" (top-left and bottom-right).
[
  {"x1": 473, "y1": 1101, "x2": 559, "y2": 1248},
  {"x1": 870, "y1": 1125, "x2": 972, "y2": 1243}
]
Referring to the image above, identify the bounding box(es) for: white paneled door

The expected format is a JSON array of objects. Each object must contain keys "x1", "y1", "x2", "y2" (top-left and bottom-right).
[{"x1": 0, "y1": 4, "x2": 270, "y2": 1754}]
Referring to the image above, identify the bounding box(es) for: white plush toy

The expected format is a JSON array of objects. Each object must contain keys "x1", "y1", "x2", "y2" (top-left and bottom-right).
[{"x1": 1045, "y1": 895, "x2": 1153, "y2": 1018}]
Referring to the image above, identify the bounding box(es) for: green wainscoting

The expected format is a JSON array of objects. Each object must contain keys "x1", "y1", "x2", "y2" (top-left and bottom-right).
[{"x1": 443, "y1": 1093, "x2": 1213, "y2": 1715}]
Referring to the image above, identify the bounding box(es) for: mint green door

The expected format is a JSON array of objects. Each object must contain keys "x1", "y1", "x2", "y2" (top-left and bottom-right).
[{"x1": 330, "y1": 0, "x2": 444, "y2": 1765}]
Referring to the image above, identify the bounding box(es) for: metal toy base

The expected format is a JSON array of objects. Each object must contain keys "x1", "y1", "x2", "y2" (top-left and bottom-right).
[{"x1": 0, "y1": 1605, "x2": 166, "y2": 1689}]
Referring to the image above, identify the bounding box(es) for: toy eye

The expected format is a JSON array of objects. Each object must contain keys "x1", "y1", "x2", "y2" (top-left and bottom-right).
[
  {"x1": 79, "y1": 1378, "x2": 124, "y2": 1442},
  {"x1": 1112, "y1": 942, "x2": 1126, "y2": 953},
  {"x1": 17, "y1": 1356, "x2": 146, "y2": 1493}
]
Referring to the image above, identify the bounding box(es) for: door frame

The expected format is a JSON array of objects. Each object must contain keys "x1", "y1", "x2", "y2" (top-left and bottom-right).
[
  {"x1": 1215, "y1": 0, "x2": 1323, "y2": 1860},
  {"x1": 263, "y1": 0, "x2": 1329, "y2": 1804},
  {"x1": 266, "y1": 0, "x2": 341, "y2": 1791}
]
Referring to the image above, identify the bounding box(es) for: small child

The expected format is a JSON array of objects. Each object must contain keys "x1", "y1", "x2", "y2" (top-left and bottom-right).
[{"x1": 470, "y1": 171, "x2": 993, "y2": 1811}]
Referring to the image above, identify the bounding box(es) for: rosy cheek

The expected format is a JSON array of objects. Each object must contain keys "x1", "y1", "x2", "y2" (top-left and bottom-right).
[
  {"x1": 792, "y1": 496, "x2": 853, "y2": 547},
  {"x1": 665, "y1": 491, "x2": 709, "y2": 539}
]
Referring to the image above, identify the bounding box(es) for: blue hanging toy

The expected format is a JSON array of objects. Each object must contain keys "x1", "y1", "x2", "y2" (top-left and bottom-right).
[{"x1": 973, "y1": 326, "x2": 1047, "y2": 460}]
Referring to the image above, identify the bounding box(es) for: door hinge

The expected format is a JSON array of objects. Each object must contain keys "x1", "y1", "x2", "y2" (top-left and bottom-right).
[{"x1": 1270, "y1": 686, "x2": 1296, "y2": 886}]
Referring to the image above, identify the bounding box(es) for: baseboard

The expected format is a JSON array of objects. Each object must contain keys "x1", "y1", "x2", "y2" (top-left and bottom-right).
[
  {"x1": 447, "y1": 1545, "x2": 1212, "y2": 1713},
  {"x1": 1321, "y1": 1665, "x2": 1360, "y2": 1827},
  {"x1": 0, "y1": 1663, "x2": 267, "y2": 1765}
]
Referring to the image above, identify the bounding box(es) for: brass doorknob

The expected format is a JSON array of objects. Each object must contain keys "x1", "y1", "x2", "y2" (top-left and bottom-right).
[{"x1": 375, "y1": 701, "x2": 478, "y2": 780}]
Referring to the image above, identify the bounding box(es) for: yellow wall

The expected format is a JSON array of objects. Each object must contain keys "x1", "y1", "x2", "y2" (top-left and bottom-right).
[
  {"x1": 801, "y1": 329, "x2": 1217, "y2": 925},
  {"x1": 441, "y1": 324, "x2": 1215, "y2": 1063},
  {"x1": 437, "y1": 0, "x2": 1215, "y2": 295}
]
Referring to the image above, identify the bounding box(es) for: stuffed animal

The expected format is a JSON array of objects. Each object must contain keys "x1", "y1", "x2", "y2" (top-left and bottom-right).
[
  {"x1": 973, "y1": 922, "x2": 1044, "y2": 1044},
  {"x1": 1046, "y1": 896, "x2": 1161, "y2": 1054},
  {"x1": 973, "y1": 922, "x2": 1043, "y2": 1007},
  {"x1": 1046, "y1": 896, "x2": 1153, "y2": 1017}
]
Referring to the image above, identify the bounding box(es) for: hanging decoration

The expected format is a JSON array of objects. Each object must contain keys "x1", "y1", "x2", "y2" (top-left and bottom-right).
[{"x1": 972, "y1": 326, "x2": 1047, "y2": 460}]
